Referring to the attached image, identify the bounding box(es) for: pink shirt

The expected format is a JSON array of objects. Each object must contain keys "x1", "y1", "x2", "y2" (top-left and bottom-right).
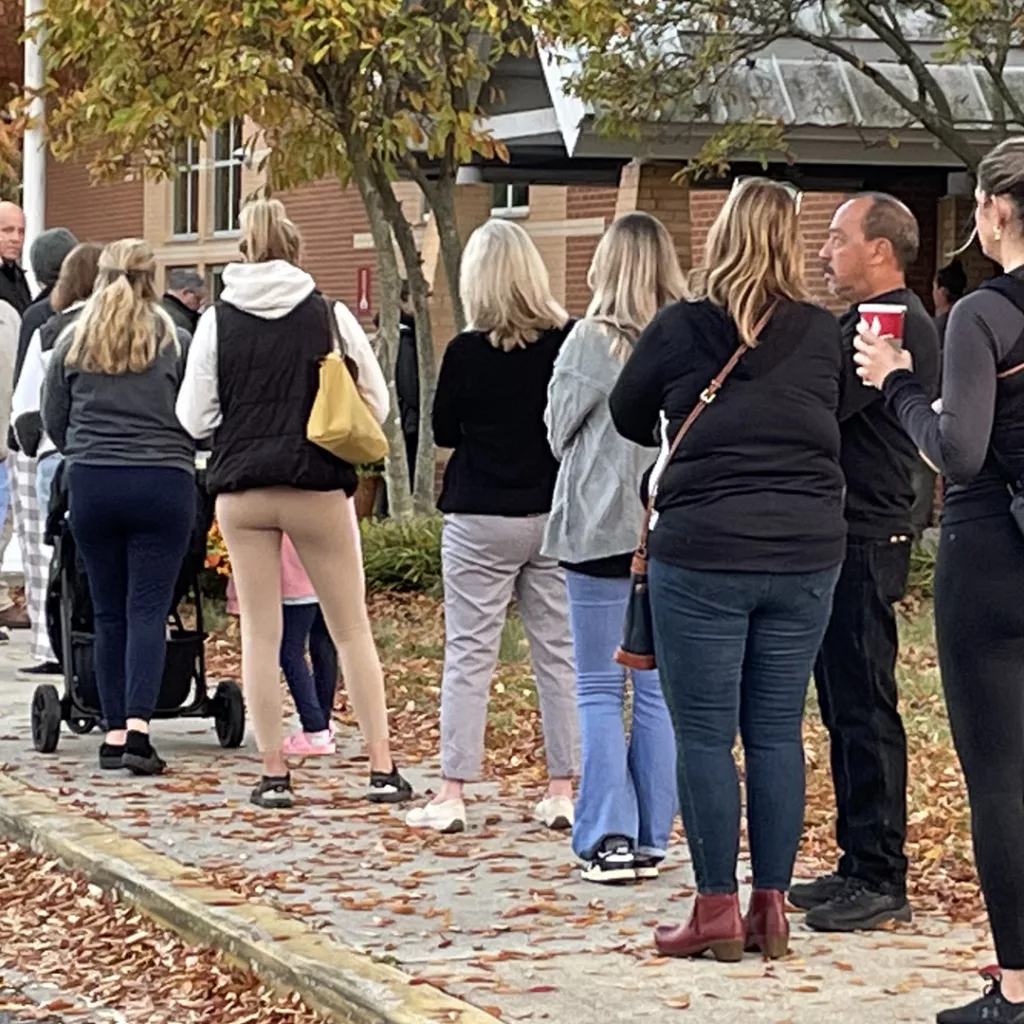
[{"x1": 225, "y1": 498, "x2": 360, "y2": 614}]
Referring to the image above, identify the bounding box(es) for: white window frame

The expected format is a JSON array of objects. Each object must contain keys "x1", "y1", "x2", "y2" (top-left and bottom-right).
[
  {"x1": 211, "y1": 119, "x2": 244, "y2": 236},
  {"x1": 208, "y1": 263, "x2": 227, "y2": 300},
  {"x1": 490, "y1": 182, "x2": 529, "y2": 218},
  {"x1": 171, "y1": 138, "x2": 201, "y2": 238}
]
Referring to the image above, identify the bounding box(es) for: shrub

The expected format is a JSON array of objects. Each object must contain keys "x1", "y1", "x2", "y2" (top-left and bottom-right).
[
  {"x1": 360, "y1": 515, "x2": 443, "y2": 594},
  {"x1": 907, "y1": 542, "x2": 936, "y2": 601}
]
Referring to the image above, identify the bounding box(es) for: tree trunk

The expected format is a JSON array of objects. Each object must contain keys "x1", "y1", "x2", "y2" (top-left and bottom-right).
[
  {"x1": 430, "y1": 170, "x2": 467, "y2": 334},
  {"x1": 343, "y1": 158, "x2": 414, "y2": 520},
  {"x1": 373, "y1": 168, "x2": 439, "y2": 516}
]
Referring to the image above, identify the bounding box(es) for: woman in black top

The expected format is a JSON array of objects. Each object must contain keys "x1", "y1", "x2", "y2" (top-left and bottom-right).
[
  {"x1": 856, "y1": 138, "x2": 1024, "y2": 1024},
  {"x1": 610, "y1": 179, "x2": 846, "y2": 962},
  {"x1": 406, "y1": 219, "x2": 579, "y2": 835}
]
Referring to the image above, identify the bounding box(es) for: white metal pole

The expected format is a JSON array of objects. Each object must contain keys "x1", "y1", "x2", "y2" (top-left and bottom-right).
[{"x1": 22, "y1": 0, "x2": 45, "y2": 294}]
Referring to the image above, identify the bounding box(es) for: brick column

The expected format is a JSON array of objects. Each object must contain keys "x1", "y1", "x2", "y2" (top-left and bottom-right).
[
  {"x1": 423, "y1": 183, "x2": 493, "y2": 359},
  {"x1": 614, "y1": 160, "x2": 693, "y2": 269}
]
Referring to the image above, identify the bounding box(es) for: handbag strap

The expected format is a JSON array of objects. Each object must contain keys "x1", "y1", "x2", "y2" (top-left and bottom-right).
[
  {"x1": 634, "y1": 302, "x2": 778, "y2": 559},
  {"x1": 322, "y1": 295, "x2": 345, "y2": 357}
]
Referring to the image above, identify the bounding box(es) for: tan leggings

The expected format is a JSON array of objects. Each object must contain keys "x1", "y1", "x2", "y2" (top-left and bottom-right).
[{"x1": 216, "y1": 487, "x2": 389, "y2": 754}]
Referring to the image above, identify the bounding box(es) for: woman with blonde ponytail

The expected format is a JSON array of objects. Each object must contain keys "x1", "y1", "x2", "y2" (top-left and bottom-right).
[{"x1": 41, "y1": 238, "x2": 196, "y2": 777}]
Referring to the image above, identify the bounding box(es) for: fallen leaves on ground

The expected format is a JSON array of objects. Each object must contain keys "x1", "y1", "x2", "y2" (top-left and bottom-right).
[
  {"x1": 206, "y1": 592, "x2": 980, "y2": 921},
  {"x1": 0, "y1": 841, "x2": 329, "y2": 1024}
]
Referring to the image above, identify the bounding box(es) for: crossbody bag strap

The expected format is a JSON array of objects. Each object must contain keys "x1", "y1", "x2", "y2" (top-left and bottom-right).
[
  {"x1": 322, "y1": 295, "x2": 345, "y2": 356},
  {"x1": 633, "y1": 302, "x2": 778, "y2": 563}
]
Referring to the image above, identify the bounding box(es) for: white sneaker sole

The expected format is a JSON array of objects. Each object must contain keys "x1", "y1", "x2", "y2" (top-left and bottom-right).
[{"x1": 581, "y1": 864, "x2": 637, "y2": 884}]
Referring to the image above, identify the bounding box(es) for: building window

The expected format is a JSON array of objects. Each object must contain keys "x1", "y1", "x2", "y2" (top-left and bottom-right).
[
  {"x1": 491, "y1": 182, "x2": 529, "y2": 215},
  {"x1": 212, "y1": 119, "x2": 244, "y2": 234},
  {"x1": 171, "y1": 138, "x2": 201, "y2": 237},
  {"x1": 208, "y1": 264, "x2": 227, "y2": 300}
]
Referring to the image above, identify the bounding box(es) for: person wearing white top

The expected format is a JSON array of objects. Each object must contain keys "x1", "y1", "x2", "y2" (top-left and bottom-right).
[{"x1": 176, "y1": 197, "x2": 409, "y2": 812}]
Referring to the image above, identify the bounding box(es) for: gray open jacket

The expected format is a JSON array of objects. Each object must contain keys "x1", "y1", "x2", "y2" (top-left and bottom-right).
[{"x1": 542, "y1": 318, "x2": 655, "y2": 564}]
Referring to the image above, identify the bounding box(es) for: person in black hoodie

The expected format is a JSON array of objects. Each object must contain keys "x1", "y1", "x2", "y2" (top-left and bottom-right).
[
  {"x1": 856, "y1": 137, "x2": 1024, "y2": 1024},
  {"x1": 394, "y1": 281, "x2": 419, "y2": 489},
  {"x1": 790, "y1": 195, "x2": 940, "y2": 933},
  {"x1": 610, "y1": 178, "x2": 845, "y2": 963}
]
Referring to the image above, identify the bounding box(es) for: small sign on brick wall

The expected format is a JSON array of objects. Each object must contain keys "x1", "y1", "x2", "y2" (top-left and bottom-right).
[{"x1": 356, "y1": 266, "x2": 372, "y2": 315}]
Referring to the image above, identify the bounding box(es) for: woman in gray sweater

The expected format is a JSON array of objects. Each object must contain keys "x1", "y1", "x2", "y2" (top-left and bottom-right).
[
  {"x1": 42, "y1": 239, "x2": 195, "y2": 777},
  {"x1": 543, "y1": 213, "x2": 686, "y2": 883}
]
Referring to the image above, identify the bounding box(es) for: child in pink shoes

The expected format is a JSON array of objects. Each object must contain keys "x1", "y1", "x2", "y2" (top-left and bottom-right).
[{"x1": 227, "y1": 532, "x2": 341, "y2": 756}]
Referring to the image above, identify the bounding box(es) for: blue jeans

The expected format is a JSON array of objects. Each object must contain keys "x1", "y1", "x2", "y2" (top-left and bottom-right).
[
  {"x1": 68, "y1": 464, "x2": 195, "y2": 728},
  {"x1": 566, "y1": 572, "x2": 677, "y2": 861},
  {"x1": 648, "y1": 558, "x2": 840, "y2": 893},
  {"x1": 36, "y1": 453, "x2": 61, "y2": 515},
  {"x1": 0, "y1": 459, "x2": 9, "y2": 536},
  {"x1": 280, "y1": 603, "x2": 338, "y2": 733}
]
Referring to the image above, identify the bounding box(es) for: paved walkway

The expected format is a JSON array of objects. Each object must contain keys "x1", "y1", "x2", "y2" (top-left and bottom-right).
[{"x1": 0, "y1": 633, "x2": 989, "y2": 1023}]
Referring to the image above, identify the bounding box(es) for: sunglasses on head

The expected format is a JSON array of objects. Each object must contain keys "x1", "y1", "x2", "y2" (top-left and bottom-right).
[{"x1": 730, "y1": 176, "x2": 803, "y2": 214}]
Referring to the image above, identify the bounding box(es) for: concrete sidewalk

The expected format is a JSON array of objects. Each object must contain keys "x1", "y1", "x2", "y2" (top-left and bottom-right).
[{"x1": 0, "y1": 633, "x2": 989, "y2": 1024}]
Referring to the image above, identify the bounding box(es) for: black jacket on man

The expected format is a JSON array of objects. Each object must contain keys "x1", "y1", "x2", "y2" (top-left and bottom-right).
[
  {"x1": 0, "y1": 261, "x2": 31, "y2": 319},
  {"x1": 161, "y1": 293, "x2": 200, "y2": 335}
]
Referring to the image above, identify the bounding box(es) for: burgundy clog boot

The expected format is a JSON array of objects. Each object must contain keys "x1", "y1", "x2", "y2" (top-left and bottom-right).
[
  {"x1": 654, "y1": 892, "x2": 744, "y2": 962},
  {"x1": 744, "y1": 889, "x2": 790, "y2": 959}
]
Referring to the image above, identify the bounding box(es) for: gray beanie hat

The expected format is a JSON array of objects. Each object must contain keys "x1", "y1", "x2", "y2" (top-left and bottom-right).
[{"x1": 31, "y1": 227, "x2": 78, "y2": 289}]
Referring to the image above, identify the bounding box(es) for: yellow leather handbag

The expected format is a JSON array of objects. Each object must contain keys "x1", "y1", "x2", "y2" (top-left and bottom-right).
[{"x1": 307, "y1": 298, "x2": 390, "y2": 465}]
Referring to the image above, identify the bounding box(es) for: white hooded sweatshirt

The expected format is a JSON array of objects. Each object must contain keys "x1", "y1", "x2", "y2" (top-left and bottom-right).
[{"x1": 176, "y1": 260, "x2": 389, "y2": 440}]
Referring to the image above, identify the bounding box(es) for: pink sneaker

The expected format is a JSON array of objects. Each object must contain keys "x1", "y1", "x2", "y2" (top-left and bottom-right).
[{"x1": 282, "y1": 729, "x2": 336, "y2": 756}]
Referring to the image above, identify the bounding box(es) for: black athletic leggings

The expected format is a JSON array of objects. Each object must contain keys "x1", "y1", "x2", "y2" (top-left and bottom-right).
[{"x1": 936, "y1": 511, "x2": 1024, "y2": 969}]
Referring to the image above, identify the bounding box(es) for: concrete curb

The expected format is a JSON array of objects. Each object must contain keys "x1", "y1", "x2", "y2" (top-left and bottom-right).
[{"x1": 0, "y1": 774, "x2": 497, "y2": 1024}]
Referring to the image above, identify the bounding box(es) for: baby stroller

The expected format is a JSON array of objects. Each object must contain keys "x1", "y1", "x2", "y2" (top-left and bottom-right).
[{"x1": 31, "y1": 460, "x2": 246, "y2": 754}]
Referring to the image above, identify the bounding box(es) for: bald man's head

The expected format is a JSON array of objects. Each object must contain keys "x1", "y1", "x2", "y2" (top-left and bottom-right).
[
  {"x1": 0, "y1": 203, "x2": 25, "y2": 264},
  {"x1": 820, "y1": 193, "x2": 919, "y2": 303}
]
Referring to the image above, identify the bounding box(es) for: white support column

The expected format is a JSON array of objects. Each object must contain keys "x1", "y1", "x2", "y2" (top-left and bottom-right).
[{"x1": 22, "y1": 0, "x2": 45, "y2": 293}]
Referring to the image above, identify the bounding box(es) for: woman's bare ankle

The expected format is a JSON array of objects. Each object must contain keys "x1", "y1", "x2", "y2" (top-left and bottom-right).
[{"x1": 435, "y1": 779, "x2": 464, "y2": 803}]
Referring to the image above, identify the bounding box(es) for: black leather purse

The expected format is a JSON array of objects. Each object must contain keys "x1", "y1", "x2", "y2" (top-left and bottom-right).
[{"x1": 615, "y1": 305, "x2": 776, "y2": 670}]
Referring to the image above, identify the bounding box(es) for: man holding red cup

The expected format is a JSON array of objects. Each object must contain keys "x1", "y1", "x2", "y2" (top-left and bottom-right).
[{"x1": 789, "y1": 194, "x2": 940, "y2": 933}]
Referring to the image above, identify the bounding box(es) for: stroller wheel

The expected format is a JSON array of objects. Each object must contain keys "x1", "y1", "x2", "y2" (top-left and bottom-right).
[
  {"x1": 213, "y1": 680, "x2": 245, "y2": 749},
  {"x1": 66, "y1": 716, "x2": 97, "y2": 735},
  {"x1": 31, "y1": 685, "x2": 62, "y2": 754}
]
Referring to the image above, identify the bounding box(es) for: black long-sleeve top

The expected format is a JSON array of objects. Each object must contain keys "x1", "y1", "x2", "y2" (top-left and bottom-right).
[
  {"x1": 883, "y1": 269, "x2": 1024, "y2": 525},
  {"x1": 609, "y1": 297, "x2": 846, "y2": 573},
  {"x1": 836, "y1": 288, "x2": 940, "y2": 538},
  {"x1": 433, "y1": 324, "x2": 572, "y2": 515}
]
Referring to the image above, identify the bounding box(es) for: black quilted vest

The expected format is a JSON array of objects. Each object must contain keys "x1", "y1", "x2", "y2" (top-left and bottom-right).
[{"x1": 206, "y1": 292, "x2": 358, "y2": 497}]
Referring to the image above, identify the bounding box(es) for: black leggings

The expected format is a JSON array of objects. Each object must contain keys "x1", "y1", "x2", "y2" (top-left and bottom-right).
[{"x1": 936, "y1": 512, "x2": 1024, "y2": 969}]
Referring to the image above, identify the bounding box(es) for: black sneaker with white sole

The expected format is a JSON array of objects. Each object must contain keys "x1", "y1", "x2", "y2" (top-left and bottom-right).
[
  {"x1": 633, "y1": 851, "x2": 664, "y2": 880},
  {"x1": 367, "y1": 764, "x2": 413, "y2": 804},
  {"x1": 251, "y1": 774, "x2": 295, "y2": 809},
  {"x1": 581, "y1": 836, "x2": 636, "y2": 885}
]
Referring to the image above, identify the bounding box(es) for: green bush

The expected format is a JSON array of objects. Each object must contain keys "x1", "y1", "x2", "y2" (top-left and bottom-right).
[
  {"x1": 907, "y1": 541, "x2": 936, "y2": 600},
  {"x1": 360, "y1": 515, "x2": 443, "y2": 593}
]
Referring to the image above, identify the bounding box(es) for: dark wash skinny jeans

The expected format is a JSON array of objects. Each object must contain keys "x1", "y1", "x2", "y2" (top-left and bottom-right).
[{"x1": 648, "y1": 558, "x2": 840, "y2": 893}]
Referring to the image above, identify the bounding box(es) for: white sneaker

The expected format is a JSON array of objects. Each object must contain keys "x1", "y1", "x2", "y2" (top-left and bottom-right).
[
  {"x1": 534, "y1": 795, "x2": 574, "y2": 831},
  {"x1": 405, "y1": 799, "x2": 466, "y2": 833}
]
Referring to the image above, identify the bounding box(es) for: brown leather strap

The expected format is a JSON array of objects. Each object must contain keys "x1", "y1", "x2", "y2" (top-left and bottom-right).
[{"x1": 633, "y1": 302, "x2": 778, "y2": 564}]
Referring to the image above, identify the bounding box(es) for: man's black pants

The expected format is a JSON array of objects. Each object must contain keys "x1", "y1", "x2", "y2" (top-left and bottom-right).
[{"x1": 812, "y1": 535, "x2": 911, "y2": 896}]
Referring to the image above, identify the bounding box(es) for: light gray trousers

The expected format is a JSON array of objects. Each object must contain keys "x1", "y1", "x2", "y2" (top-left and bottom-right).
[{"x1": 440, "y1": 513, "x2": 579, "y2": 782}]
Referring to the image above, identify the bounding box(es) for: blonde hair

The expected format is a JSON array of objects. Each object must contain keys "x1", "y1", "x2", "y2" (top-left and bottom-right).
[
  {"x1": 240, "y1": 198, "x2": 301, "y2": 264},
  {"x1": 66, "y1": 239, "x2": 174, "y2": 374},
  {"x1": 460, "y1": 219, "x2": 568, "y2": 351},
  {"x1": 690, "y1": 178, "x2": 807, "y2": 345},
  {"x1": 587, "y1": 212, "x2": 688, "y2": 360}
]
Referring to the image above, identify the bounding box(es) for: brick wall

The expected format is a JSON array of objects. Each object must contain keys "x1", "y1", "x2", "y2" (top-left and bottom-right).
[
  {"x1": 565, "y1": 185, "x2": 618, "y2": 315},
  {"x1": 688, "y1": 186, "x2": 942, "y2": 313},
  {"x1": 278, "y1": 178, "x2": 374, "y2": 324},
  {"x1": 46, "y1": 152, "x2": 145, "y2": 243}
]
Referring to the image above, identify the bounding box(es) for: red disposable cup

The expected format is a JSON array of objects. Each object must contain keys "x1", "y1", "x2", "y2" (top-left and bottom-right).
[{"x1": 859, "y1": 303, "x2": 907, "y2": 343}]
